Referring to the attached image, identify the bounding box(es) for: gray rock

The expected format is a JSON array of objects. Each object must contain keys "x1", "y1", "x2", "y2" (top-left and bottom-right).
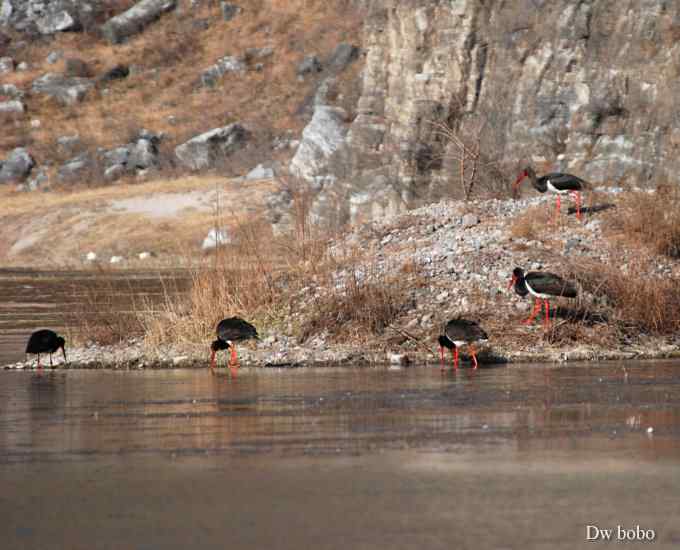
[
  {"x1": 297, "y1": 54, "x2": 322, "y2": 75},
  {"x1": 0, "y1": 84, "x2": 23, "y2": 99},
  {"x1": 289, "y1": 106, "x2": 348, "y2": 183},
  {"x1": 32, "y1": 73, "x2": 94, "y2": 105},
  {"x1": 25, "y1": 167, "x2": 48, "y2": 191},
  {"x1": 101, "y1": 0, "x2": 176, "y2": 44},
  {"x1": 244, "y1": 46, "x2": 273, "y2": 63},
  {"x1": 128, "y1": 138, "x2": 158, "y2": 169},
  {"x1": 200, "y1": 55, "x2": 245, "y2": 86},
  {"x1": 220, "y1": 1, "x2": 240, "y2": 21},
  {"x1": 57, "y1": 152, "x2": 93, "y2": 182},
  {"x1": 461, "y1": 213, "x2": 480, "y2": 227},
  {"x1": 56, "y1": 134, "x2": 81, "y2": 154},
  {"x1": 174, "y1": 123, "x2": 248, "y2": 170},
  {"x1": 246, "y1": 163, "x2": 274, "y2": 180},
  {"x1": 36, "y1": 9, "x2": 79, "y2": 34},
  {"x1": 0, "y1": 56, "x2": 13, "y2": 74},
  {"x1": 0, "y1": 147, "x2": 34, "y2": 182},
  {"x1": 16, "y1": 61, "x2": 27, "y2": 71},
  {"x1": 46, "y1": 50, "x2": 62, "y2": 64},
  {"x1": 103, "y1": 146, "x2": 130, "y2": 167},
  {"x1": 201, "y1": 228, "x2": 231, "y2": 250},
  {"x1": 326, "y1": 43, "x2": 359, "y2": 72},
  {"x1": 104, "y1": 163, "x2": 125, "y2": 182},
  {"x1": 0, "y1": 99, "x2": 24, "y2": 113}
]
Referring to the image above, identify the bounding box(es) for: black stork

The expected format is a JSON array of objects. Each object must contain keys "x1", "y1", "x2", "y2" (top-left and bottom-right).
[
  {"x1": 25, "y1": 329, "x2": 66, "y2": 369},
  {"x1": 438, "y1": 319, "x2": 488, "y2": 371},
  {"x1": 209, "y1": 317, "x2": 259, "y2": 372},
  {"x1": 507, "y1": 267, "x2": 578, "y2": 327},
  {"x1": 513, "y1": 166, "x2": 588, "y2": 222}
]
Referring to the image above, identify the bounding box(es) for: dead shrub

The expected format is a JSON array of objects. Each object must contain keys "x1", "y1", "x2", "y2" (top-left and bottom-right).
[
  {"x1": 510, "y1": 204, "x2": 551, "y2": 240},
  {"x1": 609, "y1": 186, "x2": 680, "y2": 259},
  {"x1": 575, "y1": 259, "x2": 680, "y2": 336},
  {"x1": 299, "y1": 264, "x2": 413, "y2": 343}
]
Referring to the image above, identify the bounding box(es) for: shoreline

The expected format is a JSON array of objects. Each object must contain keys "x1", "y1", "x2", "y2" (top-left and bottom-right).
[{"x1": 4, "y1": 341, "x2": 680, "y2": 370}]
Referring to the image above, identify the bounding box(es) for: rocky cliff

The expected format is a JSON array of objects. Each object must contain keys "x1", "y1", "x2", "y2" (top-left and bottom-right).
[{"x1": 308, "y1": 0, "x2": 680, "y2": 224}]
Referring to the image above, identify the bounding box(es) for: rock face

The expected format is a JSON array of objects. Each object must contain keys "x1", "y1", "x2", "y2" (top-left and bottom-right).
[
  {"x1": 100, "y1": 0, "x2": 176, "y2": 44},
  {"x1": 290, "y1": 106, "x2": 348, "y2": 187},
  {"x1": 174, "y1": 123, "x2": 248, "y2": 170},
  {"x1": 331, "y1": 0, "x2": 680, "y2": 223},
  {"x1": 0, "y1": 147, "x2": 34, "y2": 183},
  {"x1": 32, "y1": 73, "x2": 93, "y2": 105}
]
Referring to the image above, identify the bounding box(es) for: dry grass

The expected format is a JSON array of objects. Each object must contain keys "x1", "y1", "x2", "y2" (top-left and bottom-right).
[
  {"x1": 0, "y1": 175, "x2": 276, "y2": 266},
  {"x1": 574, "y1": 258, "x2": 680, "y2": 337},
  {"x1": 509, "y1": 203, "x2": 552, "y2": 240},
  {"x1": 1, "y1": 0, "x2": 364, "y2": 180},
  {"x1": 608, "y1": 185, "x2": 680, "y2": 259}
]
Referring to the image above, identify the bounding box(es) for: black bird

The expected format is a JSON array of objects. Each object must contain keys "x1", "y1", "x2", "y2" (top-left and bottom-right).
[
  {"x1": 438, "y1": 319, "x2": 488, "y2": 370},
  {"x1": 209, "y1": 317, "x2": 259, "y2": 371},
  {"x1": 507, "y1": 267, "x2": 578, "y2": 326},
  {"x1": 513, "y1": 166, "x2": 588, "y2": 221},
  {"x1": 25, "y1": 329, "x2": 66, "y2": 369}
]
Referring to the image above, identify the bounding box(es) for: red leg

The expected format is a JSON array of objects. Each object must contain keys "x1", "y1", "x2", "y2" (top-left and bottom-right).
[
  {"x1": 439, "y1": 346, "x2": 445, "y2": 371},
  {"x1": 523, "y1": 298, "x2": 542, "y2": 324},
  {"x1": 552, "y1": 195, "x2": 561, "y2": 223},
  {"x1": 571, "y1": 191, "x2": 581, "y2": 220},
  {"x1": 454, "y1": 347, "x2": 459, "y2": 370},
  {"x1": 543, "y1": 299, "x2": 551, "y2": 327},
  {"x1": 228, "y1": 345, "x2": 239, "y2": 369},
  {"x1": 469, "y1": 345, "x2": 478, "y2": 370}
]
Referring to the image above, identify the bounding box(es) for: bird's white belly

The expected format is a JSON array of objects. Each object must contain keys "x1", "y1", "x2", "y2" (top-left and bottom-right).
[
  {"x1": 453, "y1": 340, "x2": 467, "y2": 347},
  {"x1": 525, "y1": 282, "x2": 552, "y2": 299},
  {"x1": 546, "y1": 181, "x2": 569, "y2": 195}
]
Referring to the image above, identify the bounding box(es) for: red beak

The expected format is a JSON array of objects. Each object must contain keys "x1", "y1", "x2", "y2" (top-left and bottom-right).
[
  {"x1": 512, "y1": 171, "x2": 527, "y2": 190},
  {"x1": 507, "y1": 275, "x2": 517, "y2": 290}
]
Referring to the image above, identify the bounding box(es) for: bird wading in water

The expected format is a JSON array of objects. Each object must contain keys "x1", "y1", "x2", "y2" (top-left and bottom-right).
[
  {"x1": 437, "y1": 319, "x2": 488, "y2": 371},
  {"x1": 209, "y1": 317, "x2": 259, "y2": 372},
  {"x1": 25, "y1": 329, "x2": 67, "y2": 369}
]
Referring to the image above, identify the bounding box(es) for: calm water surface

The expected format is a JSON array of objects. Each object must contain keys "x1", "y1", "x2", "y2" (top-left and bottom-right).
[
  {"x1": 2, "y1": 364, "x2": 680, "y2": 549},
  {"x1": 2, "y1": 269, "x2": 680, "y2": 549}
]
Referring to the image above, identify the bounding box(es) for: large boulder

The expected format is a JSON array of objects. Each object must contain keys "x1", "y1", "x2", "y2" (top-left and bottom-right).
[
  {"x1": 289, "y1": 106, "x2": 348, "y2": 186},
  {"x1": 100, "y1": 0, "x2": 176, "y2": 44},
  {"x1": 0, "y1": 0, "x2": 88, "y2": 34},
  {"x1": 0, "y1": 147, "x2": 34, "y2": 183},
  {"x1": 174, "y1": 123, "x2": 248, "y2": 170},
  {"x1": 32, "y1": 73, "x2": 93, "y2": 105},
  {"x1": 57, "y1": 152, "x2": 94, "y2": 182}
]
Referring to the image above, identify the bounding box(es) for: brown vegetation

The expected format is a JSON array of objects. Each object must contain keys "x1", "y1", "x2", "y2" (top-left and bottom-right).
[{"x1": 1, "y1": 0, "x2": 364, "y2": 184}]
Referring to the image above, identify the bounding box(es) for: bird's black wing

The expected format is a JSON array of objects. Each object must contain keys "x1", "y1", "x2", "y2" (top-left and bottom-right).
[
  {"x1": 541, "y1": 173, "x2": 587, "y2": 191},
  {"x1": 25, "y1": 329, "x2": 57, "y2": 353},
  {"x1": 525, "y1": 272, "x2": 578, "y2": 297},
  {"x1": 217, "y1": 317, "x2": 259, "y2": 341},
  {"x1": 445, "y1": 319, "x2": 488, "y2": 342}
]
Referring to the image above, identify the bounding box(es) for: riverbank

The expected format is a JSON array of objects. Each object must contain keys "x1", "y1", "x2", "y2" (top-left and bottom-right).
[{"x1": 3, "y1": 185, "x2": 679, "y2": 370}]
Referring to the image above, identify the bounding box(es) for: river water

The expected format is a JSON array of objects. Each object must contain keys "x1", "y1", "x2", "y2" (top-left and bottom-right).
[{"x1": 2, "y1": 270, "x2": 680, "y2": 549}]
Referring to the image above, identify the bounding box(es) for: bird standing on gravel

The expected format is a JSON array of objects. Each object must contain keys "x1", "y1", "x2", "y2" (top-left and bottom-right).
[
  {"x1": 513, "y1": 166, "x2": 588, "y2": 222},
  {"x1": 507, "y1": 267, "x2": 578, "y2": 327},
  {"x1": 25, "y1": 329, "x2": 67, "y2": 369},
  {"x1": 209, "y1": 317, "x2": 259, "y2": 372},
  {"x1": 437, "y1": 319, "x2": 488, "y2": 370}
]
